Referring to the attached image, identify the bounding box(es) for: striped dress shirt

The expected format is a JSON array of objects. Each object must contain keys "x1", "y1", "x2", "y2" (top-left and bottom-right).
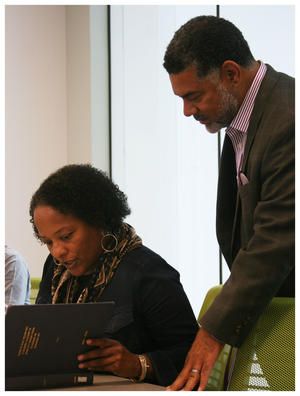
[{"x1": 226, "y1": 61, "x2": 267, "y2": 185}]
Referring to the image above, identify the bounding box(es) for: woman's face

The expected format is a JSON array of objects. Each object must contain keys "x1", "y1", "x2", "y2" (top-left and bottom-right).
[{"x1": 34, "y1": 205, "x2": 103, "y2": 277}]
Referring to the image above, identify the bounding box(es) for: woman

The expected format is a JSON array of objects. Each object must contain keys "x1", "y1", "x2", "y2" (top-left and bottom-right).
[{"x1": 29, "y1": 164, "x2": 198, "y2": 386}]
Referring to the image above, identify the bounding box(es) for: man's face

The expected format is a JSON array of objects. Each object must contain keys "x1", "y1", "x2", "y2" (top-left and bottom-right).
[{"x1": 169, "y1": 66, "x2": 239, "y2": 133}]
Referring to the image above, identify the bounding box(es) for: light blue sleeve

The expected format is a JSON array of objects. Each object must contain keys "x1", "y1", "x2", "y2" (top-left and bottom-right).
[{"x1": 5, "y1": 247, "x2": 31, "y2": 309}]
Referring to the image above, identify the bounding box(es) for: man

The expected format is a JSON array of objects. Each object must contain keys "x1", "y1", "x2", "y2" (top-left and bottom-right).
[{"x1": 163, "y1": 15, "x2": 294, "y2": 391}]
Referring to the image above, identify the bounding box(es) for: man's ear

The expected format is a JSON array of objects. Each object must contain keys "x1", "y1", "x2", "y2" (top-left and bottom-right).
[{"x1": 220, "y1": 60, "x2": 241, "y2": 87}]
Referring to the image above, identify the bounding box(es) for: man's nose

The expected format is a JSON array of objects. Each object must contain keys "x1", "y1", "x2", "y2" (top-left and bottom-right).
[{"x1": 183, "y1": 100, "x2": 198, "y2": 117}]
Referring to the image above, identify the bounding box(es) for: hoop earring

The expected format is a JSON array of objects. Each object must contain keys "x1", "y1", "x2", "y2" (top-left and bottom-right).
[
  {"x1": 101, "y1": 233, "x2": 118, "y2": 253},
  {"x1": 52, "y1": 256, "x2": 61, "y2": 265}
]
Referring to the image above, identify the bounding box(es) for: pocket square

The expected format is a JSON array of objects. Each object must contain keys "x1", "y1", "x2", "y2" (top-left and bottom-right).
[{"x1": 239, "y1": 172, "x2": 249, "y2": 186}]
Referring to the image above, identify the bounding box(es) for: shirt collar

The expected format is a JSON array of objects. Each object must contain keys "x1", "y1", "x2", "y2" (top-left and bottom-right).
[{"x1": 228, "y1": 61, "x2": 267, "y2": 134}]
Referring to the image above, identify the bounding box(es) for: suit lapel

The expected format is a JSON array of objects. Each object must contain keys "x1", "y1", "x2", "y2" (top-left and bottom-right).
[
  {"x1": 241, "y1": 65, "x2": 279, "y2": 174},
  {"x1": 226, "y1": 65, "x2": 280, "y2": 260}
]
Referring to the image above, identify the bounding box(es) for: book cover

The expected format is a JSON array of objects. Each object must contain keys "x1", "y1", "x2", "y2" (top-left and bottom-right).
[
  {"x1": 6, "y1": 371, "x2": 93, "y2": 390},
  {"x1": 5, "y1": 302, "x2": 115, "y2": 390}
]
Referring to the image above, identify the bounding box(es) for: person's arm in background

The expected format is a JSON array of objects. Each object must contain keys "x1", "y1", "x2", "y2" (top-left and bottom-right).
[{"x1": 5, "y1": 246, "x2": 31, "y2": 309}]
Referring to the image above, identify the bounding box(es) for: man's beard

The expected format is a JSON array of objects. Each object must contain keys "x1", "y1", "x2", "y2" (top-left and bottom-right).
[{"x1": 204, "y1": 84, "x2": 239, "y2": 133}]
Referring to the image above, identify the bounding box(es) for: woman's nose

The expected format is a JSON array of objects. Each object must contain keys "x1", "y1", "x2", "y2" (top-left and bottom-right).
[
  {"x1": 183, "y1": 100, "x2": 198, "y2": 117},
  {"x1": 51, "y1": 242, "x2": 68, "y2": 261}
]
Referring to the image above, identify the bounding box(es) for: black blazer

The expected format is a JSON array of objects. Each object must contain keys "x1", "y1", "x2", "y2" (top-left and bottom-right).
[
  {"x1": 36, "y1": 245, "x2": 199, "y2": 386},
  {"x1": 199, "y1": 65, "x2": 295, "y2": 347}
]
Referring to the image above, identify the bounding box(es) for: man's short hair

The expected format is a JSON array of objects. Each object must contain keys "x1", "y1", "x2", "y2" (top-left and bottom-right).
[{"x1": 163, "y1": 15, "x2": 255, "y2": 78}]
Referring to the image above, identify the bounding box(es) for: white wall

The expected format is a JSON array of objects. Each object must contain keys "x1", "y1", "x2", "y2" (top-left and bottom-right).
[
  {"x1": 90, "y1": 5, "x2": 110, "y2": 172},
  {"x1": 111, "y1": 5, "x2": 220, "y2": 317},
  {"x1": 66, "y1": 6, "x2": 92, "y2": 164},
  {"x1": 5, "y1": 5, "x2": 294, "y2": 312},
  {"x1": 219, "y1": 6, "x2": 294, "y2": 77},
  {"x1": 218, "y1": 5, "x2": 295, "y2": 283},
  {"x1": 5, "y1": 5, "x2": 110, "y2": 277},
  {"x1": 5, "y1": 5, "x2": 68, "y2": 277}
]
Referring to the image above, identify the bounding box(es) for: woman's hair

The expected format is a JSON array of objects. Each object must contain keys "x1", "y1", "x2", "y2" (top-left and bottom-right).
[
  {"x1": 29, "y1": 163, "x2": 131, "y2": 238},
  {"x1": 163, "y1": 15, "x2": 255, "y2": 78}
]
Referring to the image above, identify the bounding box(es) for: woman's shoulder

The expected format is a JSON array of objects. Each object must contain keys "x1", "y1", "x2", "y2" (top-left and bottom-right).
[{"x1": 121, "y1": 244, "x2": 179, "y2": 279}]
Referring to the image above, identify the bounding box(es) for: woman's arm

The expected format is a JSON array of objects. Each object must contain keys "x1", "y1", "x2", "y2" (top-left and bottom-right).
[
  {"x1": 133, "y1": 256, "x2": 199, "y2": 386},
  {"x1": 77, "y1": 338, "x2": 153, "y2": 381}
]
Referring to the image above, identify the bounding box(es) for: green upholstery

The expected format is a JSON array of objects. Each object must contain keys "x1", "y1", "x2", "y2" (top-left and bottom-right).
[
  {"x1": 228, "y1": 297, "x2": 295, "y2": 391},
  {"x1": 30, "y1": 277, "x2": 41, "y2": 304},
  {"x1": 198, "y1": 285, "x2": 232, "y2": 391},
  {"x1": 198, "y1": 285, "x2": 295, "y2": 391}
]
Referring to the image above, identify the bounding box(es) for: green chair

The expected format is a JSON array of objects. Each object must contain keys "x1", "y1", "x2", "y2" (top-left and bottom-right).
[
  {"x1": 199, "y1": 285, "x2": 295, "y2": 391},
  {"x1": 30, "y1": 277, "x2": 41, "y2": 304},
  {"x1": 227, "y1": 297, "x2": 295, "y2": 391},
  {"x1": 198, "y1": 285, "x2": 232, "y2": 391}
]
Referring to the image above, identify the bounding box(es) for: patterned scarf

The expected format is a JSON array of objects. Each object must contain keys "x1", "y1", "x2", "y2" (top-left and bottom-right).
[{"x1": 51, "y1": 223, "x2": 142, "y2": 304}]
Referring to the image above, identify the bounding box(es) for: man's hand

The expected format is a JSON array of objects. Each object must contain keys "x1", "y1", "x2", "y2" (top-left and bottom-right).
[
  {"x1": 77, "y1": 338, "x2": 141, "y2": 378},
  {"x1": 166, "y1": 327, "x2": 224, "y2": 391}
]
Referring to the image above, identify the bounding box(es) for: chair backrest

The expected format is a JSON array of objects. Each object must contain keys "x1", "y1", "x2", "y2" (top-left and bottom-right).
[
  {"x1": 227, "y1": 297, "x2": 295, "y2": 391},
  {"x1": 30, "y1": 277, "x2": 41, "y2": 304},
  {"x1": 199, "y1": 286, "x2": 295, "y2": 391},
  {"x1": 198, "y1": 285, "x2": 232, "y2": 391}
]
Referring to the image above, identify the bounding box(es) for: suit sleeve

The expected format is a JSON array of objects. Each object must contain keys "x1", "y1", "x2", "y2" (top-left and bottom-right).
[{"x1": 199, "y1": 120, "x2": 294, "y2": 347}]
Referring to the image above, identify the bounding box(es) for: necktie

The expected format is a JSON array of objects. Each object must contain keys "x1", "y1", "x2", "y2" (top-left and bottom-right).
[{"x1": 216, "y1": 134, "x2": 238, "y2": 266}]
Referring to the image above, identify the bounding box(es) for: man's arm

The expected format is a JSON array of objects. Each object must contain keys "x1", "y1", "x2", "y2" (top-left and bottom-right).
[
  {"x1": 200, "y1": 121, "x2": 294, "y2": 347},
  {"x1": 167, "y1": 116, "x2": 294, "y2": 391}
]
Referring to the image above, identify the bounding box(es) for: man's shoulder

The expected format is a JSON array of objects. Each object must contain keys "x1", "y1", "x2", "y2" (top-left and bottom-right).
[
  {"x1": 264, "y1": 65, "x2": 295, "y2": 101},
  {"x1": 265, "y1": 64, "x2": 294, "y2": 83},
  {"x1": 254, "y1": 64, "x2": 294, "y2": 128}
]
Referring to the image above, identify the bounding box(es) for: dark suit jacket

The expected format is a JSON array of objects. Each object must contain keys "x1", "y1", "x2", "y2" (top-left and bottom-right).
[{"x1": 199, "y1": 65, "x2": 295, "y2": 347}]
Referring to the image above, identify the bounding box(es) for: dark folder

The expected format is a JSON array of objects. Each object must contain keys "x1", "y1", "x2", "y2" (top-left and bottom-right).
[{"x1": 5, "y1": 302, "x2": 115, "y2": 390}]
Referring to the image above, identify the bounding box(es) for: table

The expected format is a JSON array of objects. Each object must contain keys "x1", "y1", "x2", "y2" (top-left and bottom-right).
[{"x1": 42, "y1": 374, "x2": 165, "y2": 391}]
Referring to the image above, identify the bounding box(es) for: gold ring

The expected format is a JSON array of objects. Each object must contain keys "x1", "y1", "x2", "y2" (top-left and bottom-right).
[{"x1": 191, "y1": 369, "x2": 200, "y2": 374}]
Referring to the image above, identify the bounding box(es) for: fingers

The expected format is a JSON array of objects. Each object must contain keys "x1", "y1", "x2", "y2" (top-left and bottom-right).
[
  {"x1": 78, "y1": 338, "x2": 119, "y2": 372},
  {"x1": 86, "y1": 338, "x2": 117, "y2": 348},
  {"x1": 181, "y1": 371, "x2": 201, "y2": 391},
  {"x1": 78, "y1": 338, "x2": 118, "y2": 361},
  {"x1": 165, "y1": 365, "x2": 195, "y2": 391},
  {"x1": 77, "y1": 338, "x2": 139, "y2": 378},
  {"x1": 79, "y1": 353, "x2": 118, "y2": 371},
  {"x1": 166, "y1": 368, "x2": 201, "y2": 391},
  {"x1": 78, "y1": 339, "x2": 122, "y2": 372},
  {"x1": 197, "y1": 364, "x2": 211, "y2": 391},
  {"x1": 166, "y1": 328, "x2": 224, "y2": 391},
  {"x1": 78, "y1": 347, "x2": 114, "y2": 363}
]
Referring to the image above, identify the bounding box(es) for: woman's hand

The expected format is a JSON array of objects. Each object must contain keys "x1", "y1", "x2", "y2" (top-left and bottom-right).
[{"x1": 77, "y1": 338, "x2": 141, "y2": 379}]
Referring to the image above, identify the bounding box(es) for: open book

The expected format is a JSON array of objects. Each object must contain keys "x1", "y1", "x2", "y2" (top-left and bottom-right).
[{"x1": 5, "y1": 302, "x2": 115, "y2": 390}]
